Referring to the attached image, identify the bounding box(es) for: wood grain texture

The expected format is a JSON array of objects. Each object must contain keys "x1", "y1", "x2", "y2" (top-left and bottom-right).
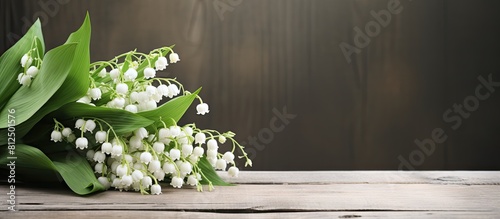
[{"x1": 1, "y1": 171, "x2": 499, "y2": 218}]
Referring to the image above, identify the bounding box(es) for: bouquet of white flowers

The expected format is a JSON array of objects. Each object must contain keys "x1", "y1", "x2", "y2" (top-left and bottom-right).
[{"x1": 0, "y1": 14, "x2": 251, "y2": 195}]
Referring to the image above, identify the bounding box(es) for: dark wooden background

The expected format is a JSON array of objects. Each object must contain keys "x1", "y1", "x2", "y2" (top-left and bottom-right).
[{"x1": 2, "y1": 0, "x2": 500, "y2": 170}]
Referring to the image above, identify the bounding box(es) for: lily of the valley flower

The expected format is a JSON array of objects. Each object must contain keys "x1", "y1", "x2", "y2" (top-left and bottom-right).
[
  {"x1": 169, "y1": 52, "x2": 180, "y2": 63},
  {"x1": 155, "y1": 57, "x2": 168, "y2": 71},
  {"x1": 143, "y1": 67, "x2": 156, "y2": 79},
  {"x1": 196, "y1": 103, "x2": 210, "y2": 115},
  {"x1": 76, "y1": 137, "x2": 89, "y2": 150},
  {"x1": 50, "y1": 130, "x2": 63, "y2": 142}
]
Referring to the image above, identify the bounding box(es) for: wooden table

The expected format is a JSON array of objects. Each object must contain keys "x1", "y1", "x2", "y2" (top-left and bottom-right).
[{"x1": 2, "y1": 171, "x2": 500, "y2": 218}]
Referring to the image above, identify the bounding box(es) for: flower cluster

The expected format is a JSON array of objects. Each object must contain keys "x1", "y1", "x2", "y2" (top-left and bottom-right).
[
  {"x1": 76, "y1": 47, "x2": 208, "y2": 114},
  {"x1": 51, "y1": 118, "x2": 250, "y2": 195},
  {"x1": 50, "y1": 47, "x2": 250, "y2": 195},
  {"x1": 17, "y1": 37, "x2": 42, "y2": 86}
]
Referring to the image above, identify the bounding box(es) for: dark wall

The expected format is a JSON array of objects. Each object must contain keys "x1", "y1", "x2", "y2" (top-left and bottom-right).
[{"x1": 2, "y1": 0, "x2": 500, "y2": 170}]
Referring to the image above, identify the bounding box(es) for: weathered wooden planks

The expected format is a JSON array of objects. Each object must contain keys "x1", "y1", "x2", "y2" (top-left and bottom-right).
[{"x1": 1, "y1": 171, "x2": 499, "y2": 218}]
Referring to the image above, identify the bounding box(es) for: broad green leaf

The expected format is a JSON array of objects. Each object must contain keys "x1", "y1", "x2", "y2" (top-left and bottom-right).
[
  {"x1": 0, "y1": 144, "x2": 104, "y2": 195},
  {"x1": 0, "y1": 14, "x2": 92, "y2": 143},
  {"x1": 0, "y1": 19, "x2": 45, "y2": 112},
  {"x1": 138, "y1": 88, "x2": 201, "y2": 127},
  {"x1": 51, "y1": 102, "x2": 155, "y2": 135},
  {"x1": 198, "y1": 157, "x2": 232, "y2": 186},
  {"x1": 0, "y1": 43, "x2": 77, "y2": 129}
]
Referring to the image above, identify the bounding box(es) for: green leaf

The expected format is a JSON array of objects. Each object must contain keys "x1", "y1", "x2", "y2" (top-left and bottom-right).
[
  {"x1": 0, "y1": 19, "x2": 45, "y2": 112},
  {"x1": 0, "y1": 14, "x2": 92, "y2": 144},
  {"x1": 0, "y1": 43, "x2": 77, "y2": 129},
  {"x1": 138, "y1": 88, "x2": 201, "y2": 127},
  {"x1": 51, "y1": 102, "x2": 155, "y2": 135},
  {"x1": 198, "y1": 156, "x2": 232, "y2": 186},
  {"x1": 0, "y1": 144, "x2": 104, "y2": 195}
]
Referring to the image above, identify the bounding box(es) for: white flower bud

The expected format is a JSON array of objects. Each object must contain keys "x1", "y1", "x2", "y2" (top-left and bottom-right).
[
  {"x1": 151, "y1": 184, "x2": 162, "y2": 195},
  {"x1": 228, "y1": 166, "x2": 239, "y2": 177},
  {"x1": 26, "y1": 66, "x2": 39, "y2": 77},
  {"x1": 170, "y1": 176, "x2": 183, "y2": 188},
  {"x1": 169, "y1": 52, "x2": 180, "y2": 63},
  {"x1": 219, "y1": 135, "x2": 227, "y2": 144},
  {"x1": 21, "y1": 54, "x2": 31, "y2": 67},
  {"x1": 86, "y1": 150, "x2": 95, "y2": 161},
  {"x1": 67, "y1": 134, "x2": 76, "y2": 142},
  {"x1": 125, "y1": 104, "x2": 138, "y2": 113},
  {"x1": 222, "y1": 151, "x2": 235, "y2": 164},
  {"x1": 61, "y1": 128, "x2": 72, "y2": 137},
  {"x1": 109, "y1": 69, "x2": 120, "y2": 80},
  {"x1": 98, "y1": 176, "x2": 111, "y2": 189},
  {"x1": 196, "y1": 103, "x2": 210, "y2": 115},
  {"x1": 50, "y1": 130, "x2": 63, "y2": 142},
  {"x1": 116, "y1": 83, "x2": 129, "y2": 95},
  {"x1": 76, "y1": 137, "x2": 88, "y2": 150}
]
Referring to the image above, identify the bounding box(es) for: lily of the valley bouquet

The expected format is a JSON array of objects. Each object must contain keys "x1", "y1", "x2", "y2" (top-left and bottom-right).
[{"x1": 0, "y1": 14, "x2": 251, "y2": 195}]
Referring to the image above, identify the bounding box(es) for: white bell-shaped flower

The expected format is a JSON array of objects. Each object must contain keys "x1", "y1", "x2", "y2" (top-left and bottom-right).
[
  {"x1": 194, "y1": 133, "x2": 206, "y2": 145},
  {"x1": 196, "y1": 103, "x2": 210, "y2": 115},
  {"x1": 151, "y1": 184, "x2": 162, "y2": 195},
  {"x1": 95, "y1": 131, "x2": 107, "y2": 143},
  {"x1": 98, "y1": 68, "x2": 107, "y2": 78},
  {"x1": 50, "y1": 130, "x2": 63, "y2": 142},
  {"x1": 75, "y1": 137, "x2": 88, "y2": 150},
  {"x1": 85, "y1": 120, "x2": 96, "y2": 133},
  {"x1": 167, "y1": 84, "x2": 180, "y2": 98},
  {"x1": 116, "y1": 164, "x2": 128, "y2": 177},
  {"x1": 121, "y1": 175, "x2": 133, "y2": 187},
  {"x1": 169, "y1": 148, "x2": 181, "y2": 161},
  {"x1": 129, "y1": 135, "x2": 143, "y2": 149},
  {"x1": 125, "y1": 104, "x2": 138, "y2": 113},
  {"x1": 180, "y1": 161, "x2": 192, "y2": 175},
  {"x1": 21, "y1": 54, "x2": 32, "y2": 67},
  {"x1": 111, "y1": 144, "x2": 123, "y2": 158},
  {"x1": 140, "y1": 152, "x2": 153, "y2": 164},
  {"x1": 219, "y1": 135, "x2": 227, "y2": 144},
  {"x1": 169, "y1": 126, "x2": 181, "y2": 137},
  {"x1": 132, "y1": 170, "x2": 144, "y2": 182},
  {"x1": 86, "y1": 150, "x2": 95, "y2": 161},
  {"x1": 101, "y1": 142, "x2": 113, "y2": 154},
  {"x1": 142, "y1": 176, "x2": 153, "y2": 188},
  {"x1": 162, "y1": 162, "x2": 176, "y2": 174},
  {"x1": 154, "y1": 169, "x2": 166, "y2": 181},
  {"x1": 153, "y1": 142, "x2": 165, "y2": 153},
  {"x1": 193, "y1": 146, "x2": 204, "y2": 157},
  {"x1": 134, "y1": 127, "x2": 148, "y2": 139},
  {"x1": 157, "y1": 84, "x2": 169, "y2": 97},
  {"x1": 143, "y1": 67, "x2": 156, "y2": 79},
  {"x1": 124, "y1": 68, "x2": 138, "y2": 81},
  {"x1": 94, "y1": 163, "x2": 104, "y2": 173},
  {"x1": 93, "y1": 151, "x2": 106, "y2": 163},
  {"x1": 109, "y1": 69, "x2": 120, "y2": 80},
  {"x1": 182, "y1": 144, "x2": 193, "y2": 156},
  {"x1": 148, "y1": 160, "x2": 161, "y2": 173},
  {"x1": 89, "y1": 88, "x2": 102, "y2": 100},
  {"x1": 207, "y1": 139, "x2": 218, "y2": 151},
  {"x1": 155, "y1": 57, "x2": 168, "y2": 71},
  {"x1": 169, "y1": 52, "x2": 180, "y2": 63},
  {"x1": 20, "y1": 75, "x2": 32, "y2": 86},
  {"x1": 75, "y1": 119, "x2": 85, "y2": 129},
  {"x1": 215, "y1": 159, "x2": 227, "y2": 171},
  {"x1": 116, "y1": 83, "x2": 129, "y2": 95},
  {"x1": 207, "y1": 149, "x2": 217, "y2": 159},
  {"x1": 187, "y1": 175, "x2": 198, "y2": 186},
  {"x1": 170, "y1": 176, "x2": 183, "y2": 188}
]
